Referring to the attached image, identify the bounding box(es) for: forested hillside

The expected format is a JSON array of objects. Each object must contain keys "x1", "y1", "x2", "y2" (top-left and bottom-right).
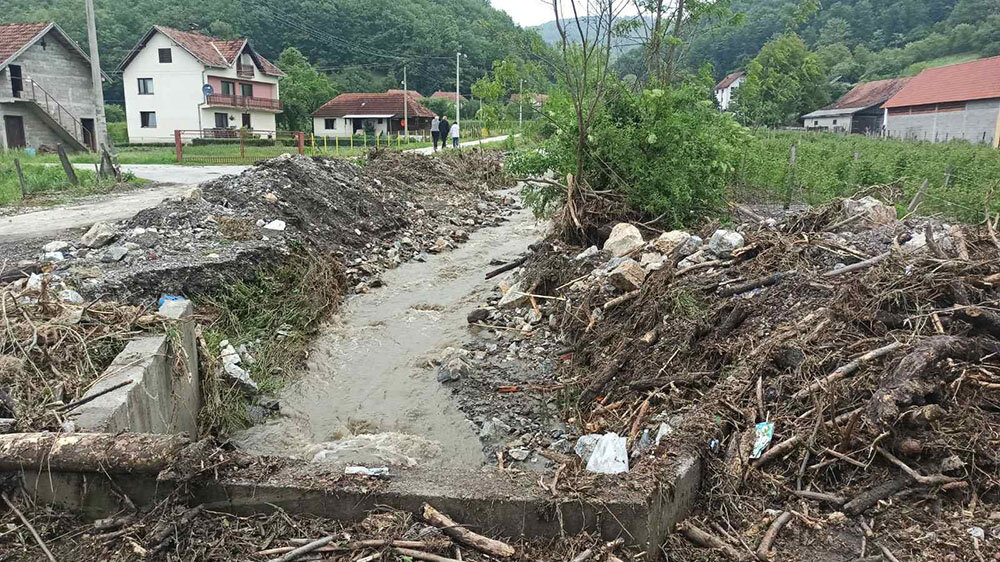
[
  {"x1": 683, "y1": 0, "x2": 1000, "y2": 84},
  {"x1": 1, "y1": 0, "x2": 541, "y2": 103}
]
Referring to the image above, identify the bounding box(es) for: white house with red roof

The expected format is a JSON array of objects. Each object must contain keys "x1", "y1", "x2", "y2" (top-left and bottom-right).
[
  {"x1": 883, "y1": 56, "x2": 1000, "y2": 146},
  {"x1": 118, "y1": 26, "x2": 284, "y2": 144},
  {"x1": 714, "y1": 70, "x2": 745, "y2": 111},
  {"x1": 312, "y1": 92, "x2": 436, "y2": 137},
  {"x1": 0, "y1": 21, "x2": 107, "y2": 151}
]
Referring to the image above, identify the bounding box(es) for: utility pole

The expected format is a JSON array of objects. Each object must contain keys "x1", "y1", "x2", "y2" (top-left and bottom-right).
[
  {"x1": 456, "y1": 51, "x2": 461, "y2": 127},
  {"x1": 519, "y1": 79, "x2": 523, "y2": 129},
  {"x1": 84, "y1": 0, "x2": 108, "y2": 155},
  {"x1": 402, "y1": 65, "x2": 408, "y2": 143}
]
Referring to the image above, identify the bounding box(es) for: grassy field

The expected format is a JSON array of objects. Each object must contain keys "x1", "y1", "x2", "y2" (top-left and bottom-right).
[
  {"x1": 735, "y1": 130, "x2": 1000, "y2": 222},
  {"x1": 0, "y1": 155, "x2": 128, "y2": 206},
  {"x1": 905, "y1": 52, "x2": 981, "y2": 76}
]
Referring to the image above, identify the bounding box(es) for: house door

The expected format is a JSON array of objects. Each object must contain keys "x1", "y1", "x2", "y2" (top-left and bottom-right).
[
  {"x1": 4, "y1": 115, "x2": 26, "y2": 148},
  {"x1": 81, "y1": 118, "x2": 96, "y2": 151},
  {"x1": 9, "y1": 65, "x2": 23, "y2": 98}
]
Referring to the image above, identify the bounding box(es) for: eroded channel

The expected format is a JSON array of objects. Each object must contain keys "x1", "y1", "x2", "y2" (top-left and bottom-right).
[{"x1": 235, "y1": 206, "x2": 543, "y2": 468}]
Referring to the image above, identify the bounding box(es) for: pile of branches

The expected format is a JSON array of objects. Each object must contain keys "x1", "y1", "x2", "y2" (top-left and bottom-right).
[
  {"x1": 0, "y1": 275, "x2": 160, "y2": 431},
  {"x1": 521, "y1": 198, "x2": 1000, "y2": 560}
]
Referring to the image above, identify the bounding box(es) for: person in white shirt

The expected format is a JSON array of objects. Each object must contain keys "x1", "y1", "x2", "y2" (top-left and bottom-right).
[
  {"x1": 430, "y1": 116, "x2": 441, "y2": 151},
  {"x1": 449, "y1": 122, "x2": 460, "y2": 148}
]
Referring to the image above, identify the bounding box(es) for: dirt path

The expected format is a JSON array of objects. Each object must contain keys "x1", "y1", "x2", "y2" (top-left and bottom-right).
[{"x1": 235, "y1": 206, "x2": 543, "y2": 468}]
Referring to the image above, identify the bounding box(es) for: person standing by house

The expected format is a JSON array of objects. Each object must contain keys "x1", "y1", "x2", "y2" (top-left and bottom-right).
[
  {"x1": 430, "y1": 115, "x2": 441, "y2": 151},
  {"x1": 449, "y1": 121, "x2": 460, "y2": 148},
  {"x1": 438, "y1": 116, "x2": 450, "y2": 150}
]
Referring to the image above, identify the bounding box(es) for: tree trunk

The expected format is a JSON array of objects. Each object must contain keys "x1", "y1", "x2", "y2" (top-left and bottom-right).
[{"x1": 0, "y1": 432, "x2": 190, "y2": 473}]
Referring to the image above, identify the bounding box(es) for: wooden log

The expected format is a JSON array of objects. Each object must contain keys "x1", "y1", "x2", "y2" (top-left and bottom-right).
[
  {"x1": 56, "y1": 143, "x2": 79, "y2": 186},
  {"x1": 421, "y1": 504, "x2": 515, "y2": 558},
  {"x1": 822, "y1": 252, "x2": 890, "y2": 277},
  {"x1": 0, "y1": 432, "x2": 189, "y2": 473},
  {"x1": 717, "y1": 271, "x2": 793, "y2": 298},
  {"x1": 12, "y1": 158, "x2": 27, "y2": 199},
  {"x1": 675, "y1": 520, "x2": 745, "y2": 561},
  {"x1": 792, "y1": 342, "x2": 904, "y2": 400},
  {"x1": 394, "y1": 548, "x2": 461, "y2": 562},
  {"x1": 485, "y1": 256, "x2": 528, "y2": 280},
  {"x1": 843, "y1": 475, "x2": 912, "y2": 516},
  {"x1": 604, "y1": 289, "x2": 639, "y2": 311},
  {"x1": 267, "y1": 536, "x2": 333, "y2": 562},
  {"x1": 755, "y1": 511, "x2": 792, "y2": 561}
]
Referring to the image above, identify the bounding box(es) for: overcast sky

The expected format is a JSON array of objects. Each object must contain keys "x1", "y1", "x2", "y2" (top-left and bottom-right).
[{"x1": 490, "y1": 0, "x2": 640, "y2": 27}]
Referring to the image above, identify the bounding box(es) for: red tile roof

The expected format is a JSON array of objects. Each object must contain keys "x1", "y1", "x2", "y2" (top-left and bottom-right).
[
  {"x1": 0, "y1": 22, "x2": 51, "y2": 68},
  {"x1": 312, "y1": 93, "x2": 436, "y2": 118},
  {"x1": 119, "y1": 26, "x2": 284, "y2": 76},
  {"x1": 822, "y1": 78, "x2": 911, "y2": 110},
  {"x1": 387, "y1": 89, "x2": 425, "y2": 99},
  {"x1": 431, "y1": 91, "x2": 467, "y2": 102},
  {"x1": 715, "y1": 70, "x2": 745, "y2": 90},
  {"x1": 884, "y1": 56, "x2": 1000, "y2": 108}
]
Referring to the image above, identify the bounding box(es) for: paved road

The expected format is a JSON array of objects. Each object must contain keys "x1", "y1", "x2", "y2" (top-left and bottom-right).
[{"x1": 5, "y1": 135, "x2": 514, "y2": 243}]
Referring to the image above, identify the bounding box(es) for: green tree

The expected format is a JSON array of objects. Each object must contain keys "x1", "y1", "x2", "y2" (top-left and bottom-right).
[
  {"x1": 275, "y1": 47, "x2": 336, "y2": 132},
  {"x1": 731, "y1": 33, "x2": 829, "y2": 126},
  {"x1": 471, "y1": 59, "x2": 518, "y2": 132}
]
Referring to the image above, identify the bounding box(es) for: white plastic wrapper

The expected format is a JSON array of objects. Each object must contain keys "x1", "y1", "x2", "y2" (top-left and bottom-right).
[{"x1": 585, "y1": 432, "x2": 629, "y2": 474}]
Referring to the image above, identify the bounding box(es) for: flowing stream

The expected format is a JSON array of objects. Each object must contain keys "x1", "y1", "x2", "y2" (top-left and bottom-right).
[{"x1": 234, "y1": 207, "x2": 543, "y2": 468}]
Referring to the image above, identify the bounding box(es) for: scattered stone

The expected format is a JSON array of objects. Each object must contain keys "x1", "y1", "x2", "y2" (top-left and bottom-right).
[
  {"x1": 525, "y1": 309, "x2": 543, "y2": 324},
  {"x1": 101, "y1": 246, "x2": 128, "y2": 263},
  {"x1": 508, "y1": 448, "x2": 531, "y2": 461},
  {"x1": 479, "y1": 417, "x2": 512, "y2": 440},
  {"x1": 651, "y1": 230, "x2": 694, "y2": 255},
  {"x1": 437, "y1": 353, "x2": 474, "y2": 383},
  {"x1": 608, "y1": 259, "x2": 646, "y2": 291},
  {"x1": 58, "y1": 290, "x2": 84, "y2": 305},
  {"x1": 42, "y1": 251, "x2": 65, "y2": 262},
  {"x1": 467, "y1": 308, "x2": 491, "y2": 324},
  {"x1": 42, "y1": 240, "x2": 70, "y2": 253},
  {"x1": 575, "y1": 434, "x2": 602, "y2": 463},
  {"x1": 575, "y1": 245, "x2": 599, "y2": 260},
  {"x1": 81, "y1": 222, "x2": 115, "y2": 248},
  {"x1": 640, "y1": 251, "x2": 666, "y2": 271},
  {"x1": 707, "y1": 229, "x2": 745, "y2": 257},
  {"x1": 498, "y1": 280, "x2": 530, "y2": 309},
  {"x1": 263, "y1": 219, "x2": 286, "y2": 231},
  {"x1": 263, "y1": 192, "x2": 279, "y2": 202},
  {"x1": 181, "y1": 187, "x2": 203, "y2": 200},
  {"x1": 843, "y1": 196, "x2": 897, "y2": 228},
  {"x1": 549, "y1": 438, "x2": 574, "y2": 454},
  {"x1": 603, "y1": 223, "x2": 644, "y2": 257}
]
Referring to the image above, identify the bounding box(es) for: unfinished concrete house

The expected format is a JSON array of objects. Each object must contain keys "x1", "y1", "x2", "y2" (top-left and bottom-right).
[
  {"x1": 883, "y1": 55, "x2": 1000, "y2": 146},
  {"x1": 0, "y1": 22, "x2": 107, "y2": 152}
]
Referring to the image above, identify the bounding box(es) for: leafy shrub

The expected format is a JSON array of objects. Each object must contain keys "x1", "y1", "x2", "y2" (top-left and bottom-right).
[{"x1": 108, "y1": 122, "x2": 128, "y2": 145}]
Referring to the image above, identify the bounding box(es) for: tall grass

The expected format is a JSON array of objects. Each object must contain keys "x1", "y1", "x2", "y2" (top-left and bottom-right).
[
  {"x1": 0, "y1": 157, "x2": 105, "y2": 205},
  {"x1": 734, "y1": 130, "x2": 1000, "y2": 222}
]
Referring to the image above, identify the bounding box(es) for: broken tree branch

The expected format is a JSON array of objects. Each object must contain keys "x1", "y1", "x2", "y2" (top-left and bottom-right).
[
  {"x1": 822, "y1": 252, "x2": 890, "y2": 277},
  {"x1": 421, "y1": 504, "x2": 515, "y2": 558},
  {"x1": 792, "y1": 342, "x2": 903, "y2": 400},
  {"x1": 267, "y1": 536, "x2": 334, "y2": 562},
  {"x1": 0, "y1": 432, "x2": 189, "y2": 473},
  {"x1": 755, "y1": 511, "x2": 792, "y2": 561},
  {"x1": 2, "y1": 492, "x2": 56, "y2": 562},
  {"x1": 675, "y1": 520, "x2": 745, "y2": 561}
]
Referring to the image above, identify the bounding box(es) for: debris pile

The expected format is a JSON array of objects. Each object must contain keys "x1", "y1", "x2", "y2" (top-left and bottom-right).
[{"x1": 459, "y1": 193, "x2": 1000, "y2": 560}]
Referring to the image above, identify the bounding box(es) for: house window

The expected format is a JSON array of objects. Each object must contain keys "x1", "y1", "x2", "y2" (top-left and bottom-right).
[
  {"x1": 324, "y1": 118, "x2": 336, "y2": 129},
  {"x1": 221, "y1": 81, "x2": 235, "y2": 95},
  {"x1": 140, "y1": 111, "x2": 156, "y2": 128},
  {"x1": 377, "y1": 118, "x2": 383, "y2": 124},
  {"x1": 241, "y1": 113, "x2": 251, "y2": 128},
  {"x1": 137, "y1": 78, "x2": 154, "y2": 95},
  {"x1": 814, "y1": 120, "x2": 819, "y2": 126},
  {"x1": 158, "y1": 48, "x2": 172, "y2": 63},
  {"x1": 832, "y1": 119, "x2": 838, "y2": 125},
  {"x1": 214, "y1": 112, "x2": 229, "y2": 128},
  {"x1": 240, "y1": 83, "x2": 254, "y2": 97}
]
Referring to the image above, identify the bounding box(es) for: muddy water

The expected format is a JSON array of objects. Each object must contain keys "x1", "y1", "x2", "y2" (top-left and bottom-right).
[{"x1": 235, "y1": 207, "x2": 544, "y2": 468}]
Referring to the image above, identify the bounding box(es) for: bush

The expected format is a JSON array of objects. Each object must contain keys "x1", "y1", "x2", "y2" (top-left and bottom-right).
[
  {"x1": 108, "y1": 122, "x2": 128, "y2": 145},
  {"x1": 104, "y1": 104, "x2": 126, "y2": 123},
  {"x1": 191, "y1": 137, "x2": 299, "y2": 147}
]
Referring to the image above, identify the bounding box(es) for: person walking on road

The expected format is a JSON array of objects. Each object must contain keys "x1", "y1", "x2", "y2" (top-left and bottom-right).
[
  {"x1": 437, "y1": 117, "x2": 450, "y2": 149},
  {"x1": 430, "y1": 115, "x2": 441, "y2": 151},
  {"x1": 449, "y1": 121, "x2": 460, "y2": 148}
]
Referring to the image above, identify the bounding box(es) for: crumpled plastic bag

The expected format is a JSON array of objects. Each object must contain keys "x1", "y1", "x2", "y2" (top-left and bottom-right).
[{"x1": 585, "y1": 432, "x2": 629, "y2": 474}]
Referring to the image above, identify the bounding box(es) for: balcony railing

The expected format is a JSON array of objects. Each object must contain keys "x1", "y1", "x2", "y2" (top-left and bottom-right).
[
  {"x1": 206, "y1": 93, "x2": 282, "y2": 111},
  {"x1": 236, "y1": 63, "x2": 255, "y2": 79}
]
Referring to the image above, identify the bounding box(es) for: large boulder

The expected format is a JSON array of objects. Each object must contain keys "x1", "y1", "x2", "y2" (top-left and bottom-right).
[
  {"x1": 707, "y1": 229, "x2": 745, "y2": 257},
  {"x1": 842, "y1": 196, "x2": 897, "y2": 228},
  {"x1": 81, "y1": 222, "x2": 115, "y2": 248},
  {"x1": 603, "y1": 223, "x2": 644, "y2": 257}
]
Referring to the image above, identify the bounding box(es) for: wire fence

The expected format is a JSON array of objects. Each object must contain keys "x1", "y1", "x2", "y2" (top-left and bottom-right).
[{"x1": 173, "y1": 130, "x2": 304, "y2": 164}]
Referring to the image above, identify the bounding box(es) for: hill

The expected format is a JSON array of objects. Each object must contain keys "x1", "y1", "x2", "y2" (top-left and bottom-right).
[
  {"x1": 531, "y1": 15, "x2": 647, "y2": 57},
  {"x1": 0, "y1": 0, "x2": 541, "y2": 102}
]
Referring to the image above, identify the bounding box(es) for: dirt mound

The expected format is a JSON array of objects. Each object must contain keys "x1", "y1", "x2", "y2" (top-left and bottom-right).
[{"x1": 460, "y1": 195, "x2": 1000, "y2": 560}]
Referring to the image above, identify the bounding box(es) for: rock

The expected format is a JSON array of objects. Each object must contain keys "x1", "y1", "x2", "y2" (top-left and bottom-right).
[
  {"x1": 608, "y1": 259, "x2": 646, "y2": 291},
  {"x1": 575, "y1": 434, "x2": 602, "y2": 462},
  {"x1": 263, "y1": 219, "x2": 286, "y2": 231},
  {"x1": 467, "y1": 308, "x2": 490, "y2": 324},
  {"x1": 58, "y1": 290, "x2": 84, "y2": 305},
  {"x1": 259, "y1": 397, "x2": 280, "y2": 411},
  {"x1": 81, "y1": 222, "x2": 115, "y2": 248},
  {"x1": 707, "y1": 229, "x2": 745, "y2": 257},
  {"x1": 640, "y1": 252, "x2": 666, "y2": 271},
  {"x1": 42, "y1": 251, "x2": 65, "y2": 262},
  {"x1": 101, "y1": 246, "x2": 128, "y2": 262},
  {"x1": 508, "y1": 448, "x2": 531, "y2": 461},
  {"x1": 431, "y1": 237, "x2": 450, "y2": 253},
  {"x1": 223, "y1": 361, "x2": 259, "y2": 393},
  {"x1": 498, "y1": 281, "x2": 530, "y2": 309},
  {"x1": 43, "y1": 240, "x2": 70, "y2": 253},
  {"x1": 574, "y1": 245, "x2": 599, "y2": 260},
  {"x1": 264, "y1": 192, "x2": 279, "y2": 202},
  {"x1": 843, "y1": 196, "x2": 897, "y2": 228},
  {"x1": 181, "y1": 187, "x2": 203, "y2": 200},
  {"x1": 525, "y1": 309, "x2": 543, "y2": 324},
  {"x1": 549, "y1": 438, "x2": 574, "y2": 454},
  {"x1": 437, "y1": 354, "x2": 474, "y2": 383},
  {"x1": 25, "y1": 274, "x2": 43, "y2": 292},
  {"x1": 651, "y1": 230, "x2": 698, "y2": 256},
  {"x1": 124, "y1": 242, "x2": 140, "y2": 251},
  {"x1": 479, "y1": 417, "x2": 512, "y2": 440},
  {"x1": 603, "y1": 223, "x2": 644, "y2": 257},
  {"x1": 678, "y1": 249, "x2": 708, "y2": 269}
]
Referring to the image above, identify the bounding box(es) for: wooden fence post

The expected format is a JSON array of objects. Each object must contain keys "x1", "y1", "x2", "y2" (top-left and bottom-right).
[
  {"x1": 943, "y1": 164, "x2": 952, "y2": 191},
  {"x1": 56, "y1": 144, "x2": 79, "y2": 186},
  {"x1": 175, "y1": 130, "x2": 183, "y2": 163},
  {"x1": 784, "y1": 143, "x2": 796, "y2": 210},
  {"x1": 13, "y1": 158, "x2": 27, "y2": 200}
]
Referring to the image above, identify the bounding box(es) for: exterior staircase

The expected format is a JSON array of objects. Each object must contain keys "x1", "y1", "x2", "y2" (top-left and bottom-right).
[{"x1": 18, "y1": 76, "x2": 90, "y2": 151}]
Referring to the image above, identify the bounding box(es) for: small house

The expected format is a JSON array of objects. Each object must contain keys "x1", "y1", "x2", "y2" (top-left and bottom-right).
[
  {"x1": 802, "y1": 77, "x2": 910, "y2": 135},
  {"x1": 430, "y1": 91, "x2": 467, "y2": 102},
  {"x1": 118, "y1": 25, "x2": 284, "y2": 144},
  {"x1": 883, "y1": 56, "x2": 1000, "y2": 146},
  {"x1": 312, "y1": 92, "x2": 435, "y2": 137},
  {"x1": 714, "y1": 70, "x2": 745, "y2": 111},
  {"x1": 0, "y1": 21, "x2": 108, "y2": 151}
]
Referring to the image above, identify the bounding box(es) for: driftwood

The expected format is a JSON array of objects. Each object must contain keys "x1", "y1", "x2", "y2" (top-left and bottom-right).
[
  {"x1": 844, "y1": 475, "x2": 912, "y2": 516},
  {"x1": 258, "y1": 540, "x2": 429, "y2": 556},
  {"x1": 267, "y1": 535, "x2": 333, "y2": 562},
  {"x1": 395, "y1": 548, "x2": 461, "y2": 562},
  {"x1": 0, "y1": 432, "x2": 189, "y2": 473},
  {"x1": 485, "y1": 256, "x2": 529, "y2": 280},
  {"x1": 579, "y1": 356, "x2": 626, "y2": 405},
  {"x1": 755, "y1": 511, "x2": 792, "y2": 561},
  {"x1": 604, "y1": 289, "x2": 640, "y2": 311},
  {"x1": 866, "y1": 336, "x2": 1000, "y2": 428},
  {"x1": 150, "y1": 504, "x2": 203, "y2": 554},
  {"x1": 717, "y1": 271, "x2": 794, "y2": 298},
  {"x1": 791, "y1": 490, "x2": 846, "y2": 505},
  {"x1": 792, "y1": 342, "x2": 903, "y2": 400},
  {"x1": 675, "y1": 520, "x2": 745, "y2": 561},
  {"x1": 421, "y1": 504, "x2": 515, "y2": 558},
  {"x1": 822, "y1": 252, "x2": 890, "y2": 277}
]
